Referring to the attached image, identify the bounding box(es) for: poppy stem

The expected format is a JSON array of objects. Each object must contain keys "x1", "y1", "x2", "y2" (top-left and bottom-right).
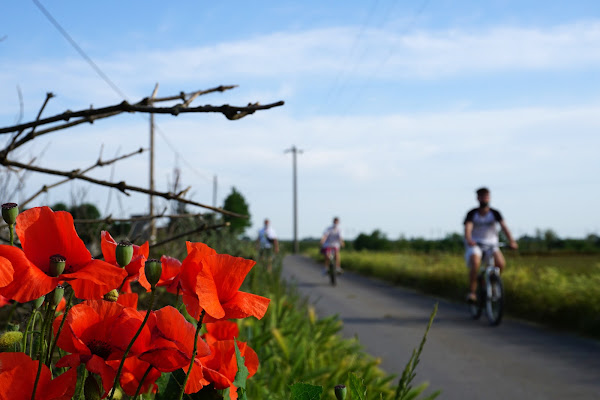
[
  {"x1": 46, "y1": 290, "x2": 74, "y2": 366},
  {"x1": 8, "y1": 224, "x2": 14, "y2": 246},
  {"x1": 5, "y1": 300, "x2": 19, "y2": 325},
  {"x1": 22, "y1": 309, "x2": 37, "y2": 356},
  {"x1": 117, "y1": 277, "x2": 127, "y2": 294},
  {"x1": 177, "y1": 310, "x2": 205, "y2": 400},
  {"x1": 31, "y1": 301, "x2": 53, "y2": 400},
  {"x1": 76, "y1": 367, "x2": 88, "y2": 400},
  {"x1": 107, "y1": 290, "x2": 156, "y2": 400},
  {"x1": 132, "y1": 365, "x2": 154, "y2": 400}
]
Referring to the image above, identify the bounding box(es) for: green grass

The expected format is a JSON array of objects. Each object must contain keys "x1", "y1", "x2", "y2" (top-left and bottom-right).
[{"x1": 307, "y1": 249, "x2": 600, "y2": 338}]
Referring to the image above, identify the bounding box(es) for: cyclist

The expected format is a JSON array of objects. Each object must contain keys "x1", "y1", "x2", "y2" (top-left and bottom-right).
[
  {"x1": 464, "y1": 187, "x2": 518, "y2": 302},
  {"x1": 320, "y1": 217, "x2": 345, "y2": 275},
  {"x1": 256, "y1": 218, "x2": 279, "y2": 272}
]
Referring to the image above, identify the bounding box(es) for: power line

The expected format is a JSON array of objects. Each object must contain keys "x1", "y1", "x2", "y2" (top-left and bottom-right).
[
  {"x1": 32, "y1": 0, "x2": 129, "y2": 101},
  {"x1": 32, "y1": 0, "x2": 214, "y2": 185}
]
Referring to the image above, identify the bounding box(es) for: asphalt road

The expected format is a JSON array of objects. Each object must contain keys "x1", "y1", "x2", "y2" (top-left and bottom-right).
[{"x1": 281, "y1": 254, "x2": 600, "y2": 400}]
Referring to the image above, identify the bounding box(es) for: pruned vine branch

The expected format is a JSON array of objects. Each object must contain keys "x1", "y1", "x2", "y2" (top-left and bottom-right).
[
  {"x1": 1, "y1": 157, "x2": 246, "y2": 218},
  {"x1": 20, "y1": 147, "x2": 145, "y2": 209}
]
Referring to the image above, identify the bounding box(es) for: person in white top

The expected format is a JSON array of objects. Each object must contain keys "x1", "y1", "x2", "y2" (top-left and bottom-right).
[
  {"x1": 256, "y1": 219, "x2": 279, "y2": 272},
  {"x1": 464, "y1": 187, "x2": 518, "y2": 302},
  {"x1": 320, "y1": 217, "x2": 345, "y2": 274}
]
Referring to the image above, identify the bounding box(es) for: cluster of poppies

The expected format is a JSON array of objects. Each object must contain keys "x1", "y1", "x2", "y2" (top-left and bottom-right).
[{"x1": 0, "y1": 205, "x2": 270, "y2": 400}]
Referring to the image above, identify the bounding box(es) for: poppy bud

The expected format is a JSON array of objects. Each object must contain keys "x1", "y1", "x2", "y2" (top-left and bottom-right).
[
  {"x1": 116, "y1": 241, "x2": 134, "y2": 267},
  {"x1": 6, "y1": 322, "x2": 19, "y2": 331},
  {"x1": 103, "y1": 289, "x2": 119, "y2": 302},
  {"x1": 334, "y1": 385, "x2": 347, "y2": 400},
  {"x1": 145, "y1": 258, "x2": 162, "y2": 289},
  {"x1": 52, "y1": 286, "x2": 64, "y2": 307},
  {"x1": 83, "y1": 375, "x2": 101, "y2": 400},
  {"x1": 49, "y1": 254, "x2": 66, "y2": 277},
  {"x1": 1, "y1": 203, "x2": 18, "y2": 226},
  {"x1": 33, "y1": 295, "x2": 45, "y2": 309},
  {"x1": 0, "y1": 331, "x2": 23, "y2": 351}
]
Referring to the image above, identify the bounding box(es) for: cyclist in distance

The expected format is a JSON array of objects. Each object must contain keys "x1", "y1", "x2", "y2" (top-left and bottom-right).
[
  {"x1": 256, "y1": 218, "x2": 279, "y2": 272},
  {"x1": 320, "y1": 217, "x2": 345, "y2": 275},
  {"x1": 464, "y1": 187, "x2": 518, "y2": 302}
]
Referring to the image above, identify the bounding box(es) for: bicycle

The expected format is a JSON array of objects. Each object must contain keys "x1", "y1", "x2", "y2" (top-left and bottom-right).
[
  {"x1": 323, "y1": 247, "x2": 338, "y2": 286},
  {"x1": 469, "y1": 243, "x2": 505, "y2": 326}
]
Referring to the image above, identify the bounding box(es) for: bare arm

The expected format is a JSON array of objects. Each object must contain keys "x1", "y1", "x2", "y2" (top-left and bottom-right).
[
  {"x1": 499, "y1": 220, "x2": 518, "y2": 249},
  {"x1": 464, "y1": 221, "x2": 476, "y2": 246}
]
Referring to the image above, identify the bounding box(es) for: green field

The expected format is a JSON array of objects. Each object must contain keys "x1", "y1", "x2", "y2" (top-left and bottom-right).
[{"x1": 308, "y1": 249, "x2": 600, "y2": 338}]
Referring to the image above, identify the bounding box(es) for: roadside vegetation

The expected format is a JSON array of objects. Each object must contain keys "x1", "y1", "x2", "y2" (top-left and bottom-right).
[{"x1": 303, "y1": 232, "x2": 600, "y2": 339}]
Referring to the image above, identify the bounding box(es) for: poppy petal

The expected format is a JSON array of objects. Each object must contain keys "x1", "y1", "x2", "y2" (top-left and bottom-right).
[
  {"x1": 16, "y1": 207, "x2": 91, "y2": 274},
  {"x1": 200, "y1": 254, "x2": 256, "y2": 302},
  {"x1": 100, "y1": 231, "x2": 118, "y2": 264},
  {"x1": 64, "y1": 259, "x2": 127, "y2": 299},
  {"x1": 218, "y1": 291, "x2": 270, "y2": 321},
  {"x1": 0, "y1": 245, "x2": 58, "y2": 302}
]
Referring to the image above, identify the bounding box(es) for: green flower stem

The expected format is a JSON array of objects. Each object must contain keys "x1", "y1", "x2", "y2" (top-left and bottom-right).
[
  {"x1": 117, "y1": 276, "x2": 128, "y2": 294},
  {"x1": 8, "y1": 224, "x2": 14, "y2": 246},
  {"x1": 27, "y1": 312, "x2": 39, "y2": 358},
  {"x1": 22, "y1": 311, "x2": 35, "y2": 354},
  {"x1": 6, "y1": 300, "x2": 19, "y2": 324},
  {"x1": 46, "y1": 290, "x2": 74, "y2": 366},
  {"x1": 132, "y1": 365, "x2": 154, "y2": 400},
  {"x1": 177, "y1": 310, "x2": 205, "y2": 400},
  {"x1": 31, "y1": 301, "x2": 53, "y2": 400},
  {"x1": 77, "y1": 368, "x2": 88, "y2": 400},
  {"x1": 107, "y1": 290, "x2": 156, "y2": 400}
]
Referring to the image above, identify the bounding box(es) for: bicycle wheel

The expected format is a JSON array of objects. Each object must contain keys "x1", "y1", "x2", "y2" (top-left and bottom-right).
[
  {"x1": 329, "y1": 256, "x2": 337, "y2": 286},
  {"x1": 485, "y1": 273, "x2": 504, "y2": 326}
]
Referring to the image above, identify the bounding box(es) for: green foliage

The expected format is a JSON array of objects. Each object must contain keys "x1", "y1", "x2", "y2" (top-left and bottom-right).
[
  {"x1": 222, "y1": 187, "x2": 252, "y2": 234},
  {"x1": 354, "y1": 230, "x2": 391, "y2": 251},
  {"x1": 240, "y1": 257, "x2": 398, "y2": 399},
  {"x1": 290, "y1": 383, "x2": 323, "y2": 400}
]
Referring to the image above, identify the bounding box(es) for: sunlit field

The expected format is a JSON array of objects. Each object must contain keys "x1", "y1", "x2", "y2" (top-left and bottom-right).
[{"x1": 308, "y1": 249, "x2": 600, "y2": 338}]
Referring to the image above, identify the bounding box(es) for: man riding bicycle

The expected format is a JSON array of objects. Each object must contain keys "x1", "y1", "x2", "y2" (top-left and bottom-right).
[
  {"x1": 464, "y1": 187, "x2": 518, "y2": 302},
  {"x1": 320, "y1": 217, "x2": 345, "y2": 275}
]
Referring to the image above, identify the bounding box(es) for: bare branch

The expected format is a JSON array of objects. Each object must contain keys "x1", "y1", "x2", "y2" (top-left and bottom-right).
[
  {"x1": 73, "y1": 212, "x2": 209, "y2": 224},
  {"x1": 20, "y1": 147, "x2": 145, "y2": 208},
  {"x1": 149, "y1": 222, "x2": 230, "y2": 249},
  {"x1": 0, "y1": 99, "x2": 284, "y2": 136},
  {"x1": 1, "y1": 158, "x2": 247, "y2": 218}
]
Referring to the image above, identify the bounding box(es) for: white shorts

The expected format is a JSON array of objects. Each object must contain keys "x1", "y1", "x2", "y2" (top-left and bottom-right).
[{"x1": 464, "y1": 244, "x2": 499, "y2": 268}]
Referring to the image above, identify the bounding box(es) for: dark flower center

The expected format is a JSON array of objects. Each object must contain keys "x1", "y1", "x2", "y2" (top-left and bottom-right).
[{"x1": 87, "y1": 339, "x2": 112, "y2": 359}]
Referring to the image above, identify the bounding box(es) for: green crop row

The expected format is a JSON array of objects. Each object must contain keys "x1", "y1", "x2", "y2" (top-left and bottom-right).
[{"x1": 307, "y1": 249, "x2": 600, "y2": 338}]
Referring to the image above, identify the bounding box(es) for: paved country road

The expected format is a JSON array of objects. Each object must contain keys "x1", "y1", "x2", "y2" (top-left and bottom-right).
[{"x1": 281, "y1": 254, "x2": 600, "y2": 400}]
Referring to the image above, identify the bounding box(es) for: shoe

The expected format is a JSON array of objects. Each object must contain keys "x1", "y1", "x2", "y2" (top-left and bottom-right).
[
  {"x1": 336, "y1": 267, "x2": 344, "y2": 275},
  {"x1": 466, "y1": 292, "x2": 477, "y2": 303}
]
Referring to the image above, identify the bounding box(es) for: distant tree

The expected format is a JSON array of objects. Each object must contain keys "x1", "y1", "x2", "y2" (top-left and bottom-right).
[
  {"x1": 354, "y1": 229, "x2": 391, "y2": 251},
  {"x1": 222, "y1": 187, "x2": 251, "y2": 234}
]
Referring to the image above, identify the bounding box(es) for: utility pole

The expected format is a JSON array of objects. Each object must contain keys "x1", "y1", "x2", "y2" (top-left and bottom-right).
[
  {"x1": 213, "y1": 175, "x2": 218, "y2": 208},
  {"x1": 285, "y1": 145, "x2": 303, "y2": 253},
  {"x1": 149, "y1": 83, "x2": 159, "y2": 242}
]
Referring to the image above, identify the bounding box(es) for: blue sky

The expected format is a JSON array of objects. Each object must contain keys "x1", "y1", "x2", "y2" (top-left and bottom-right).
[{"x1": 1, "y1": 1, "x2": 600, "y2": 241}]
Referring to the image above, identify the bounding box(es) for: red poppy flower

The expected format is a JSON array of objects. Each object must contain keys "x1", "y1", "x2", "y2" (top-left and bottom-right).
[
  {"x1": 203, "y1": 321, "x2": 239, "y2": 345},
  {"x1": 53, "y1": 300, "x2": 151, "y2": 394},
  {"x1": 194, "y1": 340, "x2": 259, "y2": 399},
  {"x1": 139, "y1": 306, "x2": 210, "y2": 373},
  {"x1": 117, "y1": 292, "x2": 139, "y2": 309},
  {"x1": 106, "y1": 357, "x2": 161, "y2": 397},
  {"x1": 0, "y1": 256, "x2": 14, "y2": 294},
  {"x1": 0, "y1": 294, "x2": 11, "y2": 308},
  {"x1": 0, "y1": 207, "x2": 127, "y2": 302},
  {"x1": 155, "y1": 255, "x2": 183, "y2": 294},
  {"x1": 180, "y1": 244, "x2": 270, "y2": 322},
  {"x1": 101, "y1": 231, "x2": 150, "y2": 292},
  {"x1": 0, "y1": 352, "x2": 77, "y2": 400}
]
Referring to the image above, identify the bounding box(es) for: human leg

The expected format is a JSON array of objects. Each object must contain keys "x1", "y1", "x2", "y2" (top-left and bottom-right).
[
  {"x1": 493, "y1": 250, "x2": 506, "y2": 273},
  {"x1": 465, "y1": 246, "x2": 482, "y2": 301}
]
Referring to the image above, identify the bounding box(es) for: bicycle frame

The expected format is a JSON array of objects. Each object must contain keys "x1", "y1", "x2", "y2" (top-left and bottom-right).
[
  {"x1": 324, "y1": 247, "x2": 337, "y2": 286},
  {"x1": 470, "y1": 243, "x2": 504, "y2": 326}
]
